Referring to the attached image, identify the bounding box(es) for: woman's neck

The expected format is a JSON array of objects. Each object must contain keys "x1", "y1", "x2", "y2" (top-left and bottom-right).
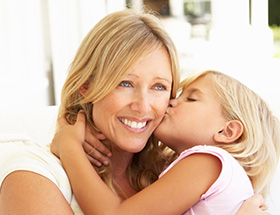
[
  {"x1": 110, "y1": 148, "x2": 137, "y2": 199},
  {"x1": 110, "y1": 148, "x2": 133, "y2": 175}
]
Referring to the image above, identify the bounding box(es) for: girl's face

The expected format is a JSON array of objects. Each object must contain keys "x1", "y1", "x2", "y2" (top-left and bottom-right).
[
  {"x1": 92, "y1": 47, "x2": 172, "y2": 153},
  {"x1": 154, "y1": 75, "x2": 226, "y2": 154}
]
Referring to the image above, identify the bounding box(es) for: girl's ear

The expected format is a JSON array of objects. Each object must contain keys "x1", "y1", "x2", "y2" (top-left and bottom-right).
[
  {"x1": 79, "y1": 82, "x2": 90, "y2": 97},
  {"x1": 214, "y1": 120, "x2": 243, "y2": 144}
]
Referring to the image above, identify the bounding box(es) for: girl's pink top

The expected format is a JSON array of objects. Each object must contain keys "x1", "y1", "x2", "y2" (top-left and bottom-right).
[{"x1": 159, "y1": 145, "x2": 254, "y2": 215}]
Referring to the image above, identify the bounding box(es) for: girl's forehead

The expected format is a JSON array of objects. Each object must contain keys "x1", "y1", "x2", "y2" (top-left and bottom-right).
[{"x1": 182, "y1": 76, "x2": 216, "y2": 94}]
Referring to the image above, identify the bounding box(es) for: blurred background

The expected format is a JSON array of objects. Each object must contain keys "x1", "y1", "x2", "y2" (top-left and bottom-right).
[
  {"x1": 0, "y1": 0, "x2": 279, "y2": 213},
  {"x1": 0, "y1": 0, "x2": 279, "y2": 108},
  {"x1": 0, "y1": 0, "x2": 279, "y2": 110}
]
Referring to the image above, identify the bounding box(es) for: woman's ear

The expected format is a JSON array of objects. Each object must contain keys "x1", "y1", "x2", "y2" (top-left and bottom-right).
[
  {"x1": 79, "y1": 82, "x2": 90, "y2": 97},
  {"x1": 214, "y1": 120, "x2": 243, "y2": 144}
]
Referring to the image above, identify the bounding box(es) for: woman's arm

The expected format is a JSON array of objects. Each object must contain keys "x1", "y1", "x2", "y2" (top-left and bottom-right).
[
  {"x1": 0, "y1": 171, "x2": 74, "y2": 215},
  {"x1": 51, "y1": 111, "x2": 221, "y2": 215}
]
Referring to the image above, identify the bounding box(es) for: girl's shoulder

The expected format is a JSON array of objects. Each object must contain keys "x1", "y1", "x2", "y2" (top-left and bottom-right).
[{"x1": 160, "y1": 145, "x2": 230, "y2": 177}]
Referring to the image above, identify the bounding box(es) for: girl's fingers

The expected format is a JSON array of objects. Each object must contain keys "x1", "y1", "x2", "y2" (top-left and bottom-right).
[
  {"x1": 250, "y1": 193, "x2": 265, "y2": 207},
  {"x1": 86, "y1": 155, "x2": 102, "y2": 167},
  {"x1": 85, "y1": 126, "x2": 112, "y2": 157},
  {"x1": 76, "y1": 110, "x2": 86, "y2": 127},
  {"x1": 251, "y1": 193, "x2": 271, "y2": 213},
  {"x1": 83, "y1": 141, "x2": 110, "y2": 166},
  {"x1": 236, "y1": 193, "x2": 271, "y2": 215},
  {"x1": 57, "y1": 110, "x2": 111, "y2": 166},
  {"x1": 88, "y1": 126, "x2": 107, "y2": 140}
]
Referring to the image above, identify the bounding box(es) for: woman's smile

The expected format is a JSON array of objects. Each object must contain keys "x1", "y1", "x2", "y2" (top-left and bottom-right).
[{"x1": 119, "y1": 117, "x2": 152, "y2": 132}]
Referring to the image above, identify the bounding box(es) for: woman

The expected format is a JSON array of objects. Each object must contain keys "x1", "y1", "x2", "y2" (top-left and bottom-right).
[{"x1": 0, "y1": 9, "x2": 268, "y2": 214}]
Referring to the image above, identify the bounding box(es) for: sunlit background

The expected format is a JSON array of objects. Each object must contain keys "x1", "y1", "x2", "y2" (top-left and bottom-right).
[
  {"x1": 1, "y1": 0, "x2": 279, "y2": 109},
  {"x1": 0, "y1": 0, "x2": 279, "y2": 213}
]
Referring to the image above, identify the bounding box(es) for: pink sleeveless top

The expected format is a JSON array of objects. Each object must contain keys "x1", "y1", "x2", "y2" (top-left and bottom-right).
[{"x1": 159, "y1": 145, "x2": 254, "y2": 215}]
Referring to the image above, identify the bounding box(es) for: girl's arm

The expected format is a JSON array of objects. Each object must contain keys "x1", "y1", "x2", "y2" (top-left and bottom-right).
[{"x1": 51, "y1": 111, "x2": 221, "y2": 215}]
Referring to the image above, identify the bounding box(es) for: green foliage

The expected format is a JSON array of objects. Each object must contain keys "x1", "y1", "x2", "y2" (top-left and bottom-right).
[
  {"x1": 270, "y1": 25, "x2": 280, "y2": 58},
  {"x1": 269, "y1": 0, "x2": 280, "y2": 26},
  {"x1": 270, "y1": 25, "x2": 280, "y2": 41}
]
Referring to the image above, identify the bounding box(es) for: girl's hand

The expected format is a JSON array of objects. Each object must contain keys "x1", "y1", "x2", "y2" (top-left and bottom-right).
[
  {"x1": 236, "y1": 194, "x2": 271, "y2": 215},
  {"x1": 83, "y1": 125, "x2": 111, "y2": 167},
  {"x1": 51, "y1": 111, "x2": 87, "y2": 158},
  {"x1": 51, "y1": 111, "x2": 111, "y2": 167}
]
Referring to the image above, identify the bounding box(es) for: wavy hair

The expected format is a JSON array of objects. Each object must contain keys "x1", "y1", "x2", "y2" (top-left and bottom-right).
[
  {"x1": 58, "y1": 9, "x2": 180, "y2": 195},
  {"x1": 180, "y1": 70, "x2": 280, "y2": 199}
]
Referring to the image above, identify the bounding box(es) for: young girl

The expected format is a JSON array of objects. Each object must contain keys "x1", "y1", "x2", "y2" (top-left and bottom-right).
[{"x1": 51, "y1": 70, "x2": 279, "y2": 214}]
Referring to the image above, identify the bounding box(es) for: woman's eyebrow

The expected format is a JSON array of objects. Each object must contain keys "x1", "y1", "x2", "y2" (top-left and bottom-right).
[
  {"x1": 127, "y1": 73, "x2": 139, "y2": 78},
  {"x1": 127, "y1": 73, "x2": 172, "y2": 84},
  {"x1": 155, "y1": 76, "x2": 172, "y2": 84}
]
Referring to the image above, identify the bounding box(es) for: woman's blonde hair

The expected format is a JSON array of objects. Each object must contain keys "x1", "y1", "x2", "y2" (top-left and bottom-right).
[
  {"x1": 58, "y1": 9, "x2": 180, "y2": 195},
  {"x1": 180, "y1": 70, "x2": 280, "y2": 199}
]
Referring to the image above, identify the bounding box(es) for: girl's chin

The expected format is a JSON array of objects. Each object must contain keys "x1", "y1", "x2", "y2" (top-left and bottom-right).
[{"x1": 153, "y1": 126, "x2": 164, "y2": 139}]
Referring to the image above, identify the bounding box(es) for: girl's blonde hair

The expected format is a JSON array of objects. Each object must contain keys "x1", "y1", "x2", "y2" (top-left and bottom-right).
[
  {"x1": 58, "y1": 9, "x2": 180, "y2": 195},
  {"x1": 180, "y1": 70, "x2": 280, "y2": 199}
]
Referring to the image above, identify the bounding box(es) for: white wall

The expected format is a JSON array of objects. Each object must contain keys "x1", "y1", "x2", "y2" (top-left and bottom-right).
[
  {"x1": 0, "y1": 0, "x2": 126, "y2": 106},
  {"x1": 0, "y1": 0, "x2": 50, "y2": 106}
]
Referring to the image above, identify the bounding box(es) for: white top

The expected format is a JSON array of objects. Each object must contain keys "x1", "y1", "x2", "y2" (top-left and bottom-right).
[{"x1": 0, "y1": 135, "x2": 84, "y2": 215}]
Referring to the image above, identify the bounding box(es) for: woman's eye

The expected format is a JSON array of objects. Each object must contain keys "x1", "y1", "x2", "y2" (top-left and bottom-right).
[
  {"x1": 119, "y1": 81, "x2": 132, "y2": 87},
  {"x1": 154, "y1": 84, "x2": 167, "y2": 91}
]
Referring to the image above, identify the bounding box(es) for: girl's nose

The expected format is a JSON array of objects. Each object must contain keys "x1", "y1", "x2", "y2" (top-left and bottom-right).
[{"x1": 169, "y1": 98, "x2": 177, "y2": 107}]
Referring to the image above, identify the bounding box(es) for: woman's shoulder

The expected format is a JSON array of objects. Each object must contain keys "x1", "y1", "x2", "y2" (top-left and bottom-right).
[
  {"x1": 0, "y1": 139, "x2": 72, "y2": 202},
  {"x1": 0, "y1": 170, "x2": 75, "y2": 214}
]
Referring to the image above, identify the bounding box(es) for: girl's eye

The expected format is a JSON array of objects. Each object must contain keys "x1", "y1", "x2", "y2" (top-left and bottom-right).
[
  {"x1": 119, "y1": 81, "x2": 132, "y2": 87},
  {"x1": 154, "y1": 84, "x2": 167, "y2": 91},
  {"x1": 187, "y1": 97, "x2": 196, "y2": 102}
]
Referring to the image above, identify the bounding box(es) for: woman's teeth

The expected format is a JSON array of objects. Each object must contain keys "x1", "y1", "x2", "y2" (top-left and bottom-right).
[{"x1": 121, "y1": 118, "x2": 147, "y2": 129}]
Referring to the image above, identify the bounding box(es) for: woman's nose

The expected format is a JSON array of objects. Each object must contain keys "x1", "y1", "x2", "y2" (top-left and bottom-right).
[{"x1": 131, "y1": 93, "x2": 152, "y2": 114}]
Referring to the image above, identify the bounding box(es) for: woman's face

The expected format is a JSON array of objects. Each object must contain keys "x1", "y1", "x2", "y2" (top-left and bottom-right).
[{"x1": 92, "y1": 47, "x2": 172, "y2": 153}]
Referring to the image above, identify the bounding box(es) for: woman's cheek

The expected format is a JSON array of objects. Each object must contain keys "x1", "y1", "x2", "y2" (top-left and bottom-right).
[{"x1": 156, "y1": 96, "x2": 170, "y2": 123}]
